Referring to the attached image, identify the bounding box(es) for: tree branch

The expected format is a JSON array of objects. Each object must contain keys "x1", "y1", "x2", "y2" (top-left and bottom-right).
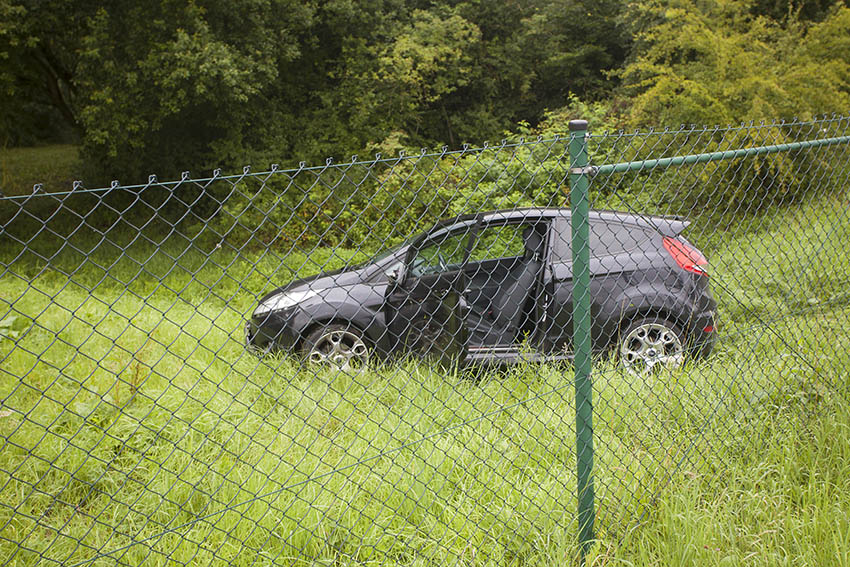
[{"x1": 32, "y1": 46, "x2": 79, "y2": 131}]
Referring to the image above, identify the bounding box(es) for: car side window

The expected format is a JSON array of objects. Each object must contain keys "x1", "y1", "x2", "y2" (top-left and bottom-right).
[
  {"x1": 552, "y1": 218, "x2": 652, "y2": 262},
  {"x1": 590, "y1": 222, "x2": 651, "y2": 257},
  {"x1": 469, "y1": 223, "x2": 528, "y2": 262},
  {"x1": 409, "y1": 231, "x2": 471, "y2": 277}
]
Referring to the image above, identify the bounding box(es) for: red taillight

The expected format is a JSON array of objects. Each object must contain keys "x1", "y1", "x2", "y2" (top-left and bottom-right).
[{"x1": 663, "y1": 236, "x2": 708, "y2": 276}]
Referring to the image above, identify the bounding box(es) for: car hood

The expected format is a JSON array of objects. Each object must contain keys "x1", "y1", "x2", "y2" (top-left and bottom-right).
[{"x1": 258, "y1": 264, "x2": 375, "y2": 303}]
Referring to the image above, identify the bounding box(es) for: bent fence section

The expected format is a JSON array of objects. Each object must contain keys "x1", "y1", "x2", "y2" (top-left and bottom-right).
[{"x1": 1, "y1": 115, "x2": 849, "y2": 566}]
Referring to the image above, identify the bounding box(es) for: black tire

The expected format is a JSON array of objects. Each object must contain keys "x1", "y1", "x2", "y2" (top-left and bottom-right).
[
  {"x1": 618, "y1": 316, "x2": 686, "y2": 376},
  {"x1": 302, "y1": 323, "x2": 369, "y2": 370}
]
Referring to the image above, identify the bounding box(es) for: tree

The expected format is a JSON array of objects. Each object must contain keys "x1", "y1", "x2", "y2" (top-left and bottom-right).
[
  {"x1": 1, "y1": 0, "x2": 635, "y2": 183},
  {"x1": 373, "y1": 7, "x2": 481, "y2": 147},
  {"x1": 621, "y1": 0, "x2": 850, "y2": 127},
  {"x1": 0, "y1": 0, "x2": 315, "y2": 182},
  {"x1": 518, "y1": 0, "x2": 630, "y2": 111},
  {"x1": 0, "y1": 0, "x2": 92, "y2": 145},
  {"x1": 75, "y1": 0, "x2": 315, "y2": 183}
]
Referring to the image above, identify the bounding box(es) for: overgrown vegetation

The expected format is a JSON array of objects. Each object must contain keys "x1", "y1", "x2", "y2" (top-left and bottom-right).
[
  {"x1": 1, "y1": 0, "x2": 848, "y2": 187},
  {"x1": 589, "y1": 385, "x2": 850, "y2": 566},
  {"x1": 1, "y1": 183, "x2": 848, "y2": 565}
]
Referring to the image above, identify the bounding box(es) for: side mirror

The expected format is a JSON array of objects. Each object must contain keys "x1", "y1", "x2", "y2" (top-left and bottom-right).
[{"x1": 385, "y1": 267, "x2": 400, "y2": 283}]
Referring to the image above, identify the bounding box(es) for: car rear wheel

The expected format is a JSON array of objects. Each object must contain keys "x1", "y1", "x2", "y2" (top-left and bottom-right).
[
  {"x1": 303, "y1": 323, "x2": 369, "y2": 371},
  {"x1": 619, "y1": 317, "x2": 685, "y2": 376}
]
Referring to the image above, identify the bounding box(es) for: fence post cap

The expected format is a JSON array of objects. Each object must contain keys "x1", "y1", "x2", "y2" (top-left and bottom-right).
[{"x1": 569, "y1": 120, "x2": 589, "y2": 132}]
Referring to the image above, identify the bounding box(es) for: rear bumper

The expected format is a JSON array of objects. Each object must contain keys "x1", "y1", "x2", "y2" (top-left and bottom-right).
[{"x1": 686, "y1": 305, "x2": 717, "y2": 357}]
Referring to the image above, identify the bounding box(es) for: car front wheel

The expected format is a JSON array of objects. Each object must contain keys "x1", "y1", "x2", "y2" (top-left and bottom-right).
[
  {"x1": 619, "y1": 316, "x2": 685, "y2": 376},
  {"x1": 303, "y1": 323, "x2": 369, "y2": 371}
]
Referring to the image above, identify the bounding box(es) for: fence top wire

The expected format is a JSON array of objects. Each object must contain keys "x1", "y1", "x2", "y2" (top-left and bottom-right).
[{"x1": 591, "y1": 134, "x2": 850, "y2": 176}]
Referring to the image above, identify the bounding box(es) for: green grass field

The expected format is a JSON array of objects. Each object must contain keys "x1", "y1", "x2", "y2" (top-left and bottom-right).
[{"x1": 1, "y1": 183, "x2": 849, "y2": 565}]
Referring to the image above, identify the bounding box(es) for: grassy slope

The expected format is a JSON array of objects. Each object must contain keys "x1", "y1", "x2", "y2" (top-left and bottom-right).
[
  {"x1": 590, "y1": 394, "x2": 850, "y2": 566},
  {"x1": 0, "y1": 164, "x2": 849, "y2": 564}
]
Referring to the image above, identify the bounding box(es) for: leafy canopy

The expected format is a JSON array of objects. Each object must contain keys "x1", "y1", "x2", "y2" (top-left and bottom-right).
[{"x1": 621, "y1": 0, "x2": 850, "y2": 127}]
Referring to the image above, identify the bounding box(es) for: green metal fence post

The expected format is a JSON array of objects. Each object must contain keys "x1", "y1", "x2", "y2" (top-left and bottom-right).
[{"x1": 568, "y1": 119, "x2": 596, "y2": 558}]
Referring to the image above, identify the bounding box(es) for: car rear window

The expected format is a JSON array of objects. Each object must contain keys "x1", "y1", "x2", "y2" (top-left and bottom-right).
[{"x1": 551, "y1": 218, "x2": 652, "y2": 262}]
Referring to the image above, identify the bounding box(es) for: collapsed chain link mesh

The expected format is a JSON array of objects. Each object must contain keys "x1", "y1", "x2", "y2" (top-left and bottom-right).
[{"x1": 1, "y1": 115, "x2": 849, "y2": 565}]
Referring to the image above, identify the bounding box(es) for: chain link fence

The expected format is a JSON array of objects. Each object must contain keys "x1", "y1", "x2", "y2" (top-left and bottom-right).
[{"x1": 1, "y1": 115, "x2": 849, "y2": 565}]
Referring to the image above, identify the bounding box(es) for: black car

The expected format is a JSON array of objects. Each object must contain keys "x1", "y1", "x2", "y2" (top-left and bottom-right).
[{"x1": 247, "y1": 208, "x2": 716, "y2": 374}]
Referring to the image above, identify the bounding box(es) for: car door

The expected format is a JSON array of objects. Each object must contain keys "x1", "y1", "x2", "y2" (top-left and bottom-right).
[
  {"x1": 384, "y1": 226, "x2": 473, "y2": 366},
  {"x1": 542, "y1": 217, "x2": 580, "y2": 355}
]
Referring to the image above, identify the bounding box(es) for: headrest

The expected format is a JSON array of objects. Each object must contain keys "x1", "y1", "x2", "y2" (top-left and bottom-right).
[{"x1": 523, "y1": 225, "x2": 542, "y2": 255}]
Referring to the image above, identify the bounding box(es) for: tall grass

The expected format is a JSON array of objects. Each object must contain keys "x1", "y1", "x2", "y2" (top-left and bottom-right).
[
  {"x1": 589, "y1": 385, "x2": 850, "y2": 566},
  {"x1": 1, "y1": 188, "x2": 848, "y2": 565}
]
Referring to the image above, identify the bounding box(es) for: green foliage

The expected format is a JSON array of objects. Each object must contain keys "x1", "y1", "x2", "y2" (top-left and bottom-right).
[
  {"x1": 1, "y1": 0, "x2": 632, "y2": 185},
  {"x1": 517, "y1": 0, "x2": 631, "y2": 105},
  {"x1": 0, "y1": 0, "x2": 84, "y2": 145},
  {"x1": 380, "y1": 8, "x2": 480, "y2": 106},
  {"x1": 622, "y1": 0, "x2": 850, "y2": 127},
  {"x1": 75, "y1": 0, "x2": 315, "y2": 184},
  {"x1": 212, "y1": 136, "x2": 572, "y2": 253},
  {"x1": 582, "y1": 121, "x2": 850, "y2": 221},
  {"x1": 750, "y1": 0, "x2": 847, "y2": 22},
  {"x1": 591, "y1": 2, "x2": 850, "y2": 217},
  {"x1": 3, "y1": 0, "x2": 850, "y2": 205}
]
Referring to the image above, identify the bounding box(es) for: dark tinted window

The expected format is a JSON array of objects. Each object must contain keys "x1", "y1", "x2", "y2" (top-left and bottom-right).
[
  {"x1": 552, "y1": 218, "x2": 652, "y2": 262},
  {"x1": 590, "y1": 222, "x2": 651, "y2": 256}
]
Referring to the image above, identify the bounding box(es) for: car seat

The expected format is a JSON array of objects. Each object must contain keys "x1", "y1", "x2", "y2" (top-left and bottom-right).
[{"x1": 468, "y1": 225, "x2": 544, "y2": 346}]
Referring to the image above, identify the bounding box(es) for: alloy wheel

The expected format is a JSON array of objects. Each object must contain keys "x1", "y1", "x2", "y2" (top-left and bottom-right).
[
  {"x1": 307, "y1": 327, "x2": 369, "y2": 370},
  {"x1": 620, "y1": 320, "x2": 684, "y2": 376}
]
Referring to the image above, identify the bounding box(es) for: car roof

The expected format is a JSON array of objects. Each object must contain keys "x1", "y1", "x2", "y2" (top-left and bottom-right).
[{"x1": 435, "y1": 207, "x2": 690, "y2": 237}]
